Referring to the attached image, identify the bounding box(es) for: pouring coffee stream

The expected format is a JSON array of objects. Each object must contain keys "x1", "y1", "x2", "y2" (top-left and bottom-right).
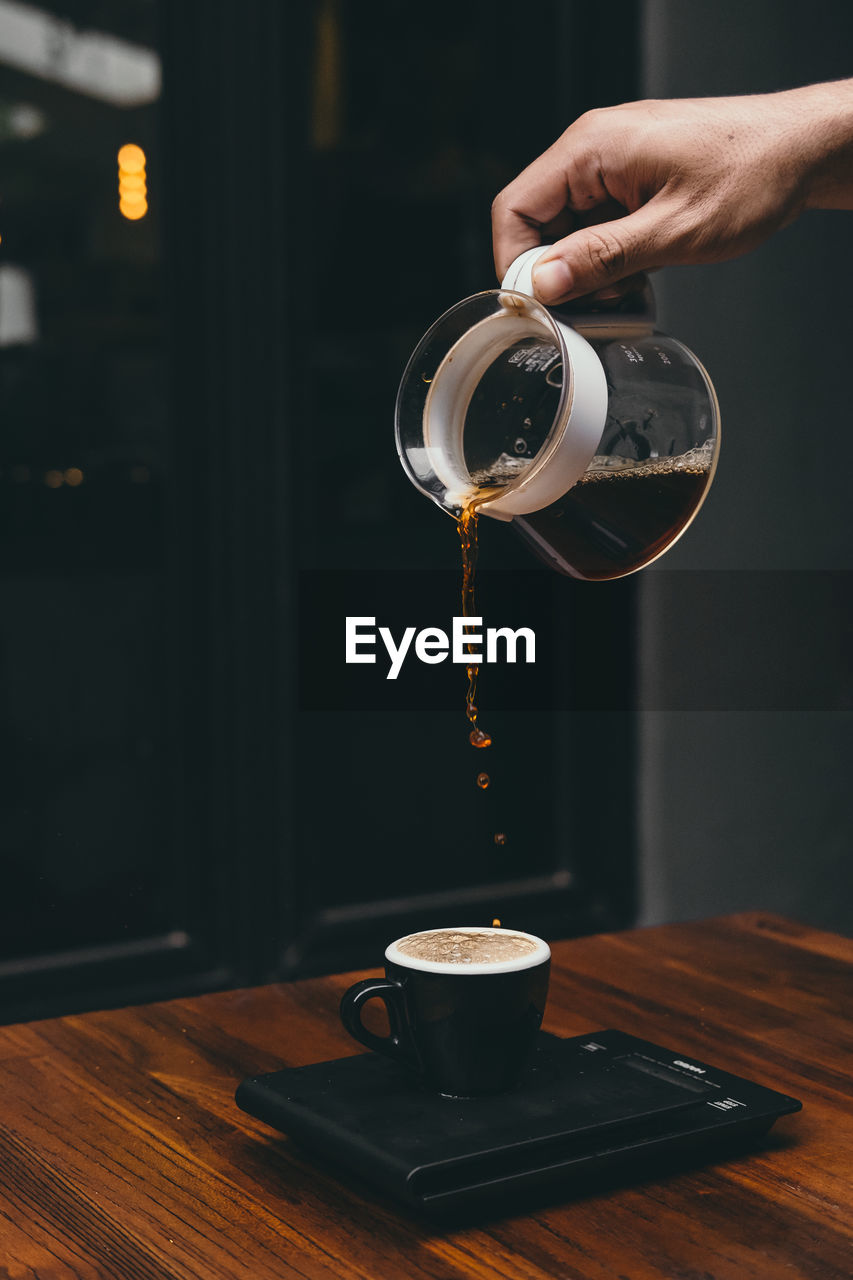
[{"x1": 458, "y1": 498, "x2": 493, "y2": 750}]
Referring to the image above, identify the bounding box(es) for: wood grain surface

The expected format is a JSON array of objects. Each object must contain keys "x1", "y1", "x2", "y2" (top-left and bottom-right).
[{"x1": 1, "y1": 912, "x2": 851, "y2": 1279}]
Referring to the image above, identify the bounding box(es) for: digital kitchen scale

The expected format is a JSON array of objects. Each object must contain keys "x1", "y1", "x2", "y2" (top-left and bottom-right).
[{"x1": 235, "y1": 1029, "x2": 801, "y2": 1216}]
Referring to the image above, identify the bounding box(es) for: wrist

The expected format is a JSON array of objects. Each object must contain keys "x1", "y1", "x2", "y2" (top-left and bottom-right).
[{"x1": 780, "y1": 80, "x2": 853, "y2": 210}]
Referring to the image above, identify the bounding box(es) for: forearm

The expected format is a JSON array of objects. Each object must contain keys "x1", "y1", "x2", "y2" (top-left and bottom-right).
[{"x1": 782, "y1": 79, "x2": 853, "y2": 210}]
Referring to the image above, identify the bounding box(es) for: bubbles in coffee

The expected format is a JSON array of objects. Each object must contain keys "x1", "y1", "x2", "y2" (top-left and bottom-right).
[{"x1": 395, "y1": 928, "x2": 539, "y2": 965}]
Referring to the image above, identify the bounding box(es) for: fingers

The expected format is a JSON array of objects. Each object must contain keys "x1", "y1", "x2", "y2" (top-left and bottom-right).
[
  {"x1": 492, "y1": 131, "x2": 609, "y2": 279},
  {"x1": 530, "y1": 200, "x2": 678, "y2": 303},
  {"x1": 491, "y1": 197, "x2": 544, "y2": 279}
]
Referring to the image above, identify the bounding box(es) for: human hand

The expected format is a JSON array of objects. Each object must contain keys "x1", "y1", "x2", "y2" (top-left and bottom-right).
[{"x1": 491, "y1": 82, "x2": 853, "y2": 304}]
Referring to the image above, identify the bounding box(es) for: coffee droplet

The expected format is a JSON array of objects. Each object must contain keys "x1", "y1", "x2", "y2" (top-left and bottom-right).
[
  {"x1": 477, "y1": 772, "x2": 489, "y2": 789},
  {"x1": 492, "y1": 918, "x2": 501, "y2": 928},
  {"x1": 494, "y1": 833, "x2": 507, "y2": 846},
  {"x1": 469, "y1": 727, "x2": 492, "y2": 749}
]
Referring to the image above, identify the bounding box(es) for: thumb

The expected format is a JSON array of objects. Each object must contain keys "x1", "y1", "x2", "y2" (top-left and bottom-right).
[{"x1": 531, "y1": 203, "x2": 673, "y2": 304}]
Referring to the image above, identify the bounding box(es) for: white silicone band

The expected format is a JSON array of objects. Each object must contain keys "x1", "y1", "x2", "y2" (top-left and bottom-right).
[{"x1": 419, "y1": 247, "x2": 608, "y2": 519}]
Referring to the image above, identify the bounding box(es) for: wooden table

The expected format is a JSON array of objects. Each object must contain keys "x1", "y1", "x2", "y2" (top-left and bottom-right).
[{"x1": 1, "y1": 912, "x2": 851, "y2": 1279}]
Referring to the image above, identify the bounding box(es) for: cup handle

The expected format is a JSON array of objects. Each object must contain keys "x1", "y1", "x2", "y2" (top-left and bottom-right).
[{"x1": 339, "y1": 978, "x2": 419, "y2": 1069}]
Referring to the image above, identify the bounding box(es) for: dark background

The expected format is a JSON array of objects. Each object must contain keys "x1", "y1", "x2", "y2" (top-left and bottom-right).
[
  {"x1": 0, "y1": 0, "x2": 850, "y2": 1023},
  {"x1": 638, "y1": 0, "x2": 853, "y2": 932}
]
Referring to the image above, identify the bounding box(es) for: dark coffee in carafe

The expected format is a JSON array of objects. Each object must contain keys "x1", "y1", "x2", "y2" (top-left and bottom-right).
[{"x1": 516, "y1": 448, "x2": 713, "y2": 580}]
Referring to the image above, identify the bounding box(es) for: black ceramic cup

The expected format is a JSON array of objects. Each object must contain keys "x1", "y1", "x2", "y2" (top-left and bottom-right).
[{"x1": 339, "y1": 926, "x2": 551, "y2": 1097}]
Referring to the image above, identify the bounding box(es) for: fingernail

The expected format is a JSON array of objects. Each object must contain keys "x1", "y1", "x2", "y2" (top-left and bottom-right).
[{"x1": 532, "y1": 258, "x2": 573, "y2": 303}]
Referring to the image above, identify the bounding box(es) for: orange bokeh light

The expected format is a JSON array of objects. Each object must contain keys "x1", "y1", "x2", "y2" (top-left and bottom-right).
[
  {"x1": 118, "y1": 142, "x2": 148, "y2": 219},
  {"x1": 117, "y1": 143, "x2": 146, "y2": 173},
  {"x1": 120, "y1": 198, "x2": 148, "y2": 221}
]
